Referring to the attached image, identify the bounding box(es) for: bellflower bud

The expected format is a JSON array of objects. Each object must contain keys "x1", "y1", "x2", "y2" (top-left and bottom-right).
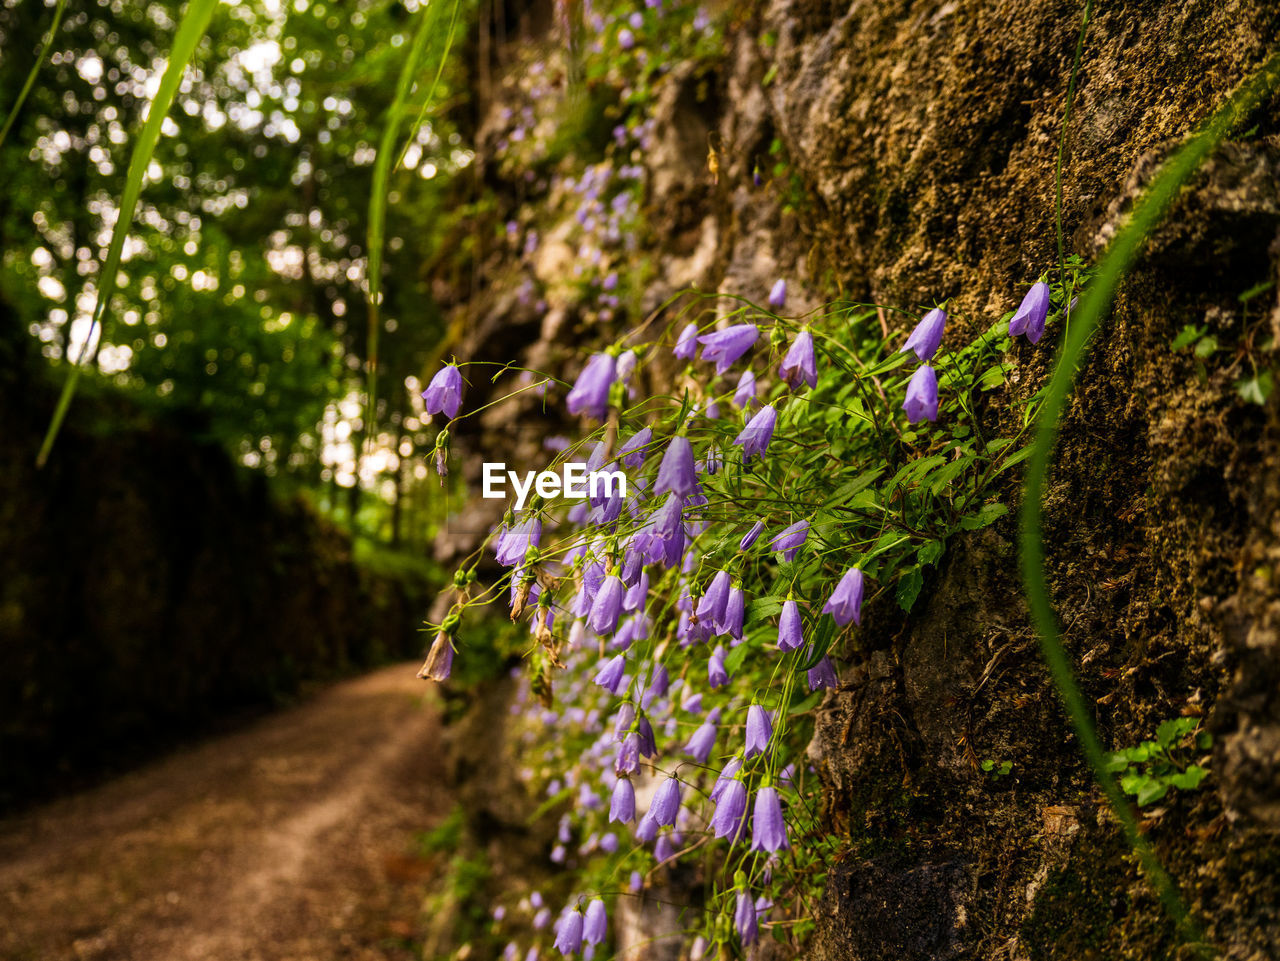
[
  {"x1": 739, "y1": 520, "x2": 765, "y2": 550},
  {"x1": 615, "y1": 733, "x2": 640, "y2": 775},
  {"x1": 589, "y1": 574, "x2": 625, "y2": 636},
  {"x1": 735, "y1": 891, "x2": 758, "y2": 945},
  {"x1": 734, "y1": 369, "x2": 757, "y2": 409},
  {"x1": 767, "y1": 278, "x2": 787, "y2": 311}
]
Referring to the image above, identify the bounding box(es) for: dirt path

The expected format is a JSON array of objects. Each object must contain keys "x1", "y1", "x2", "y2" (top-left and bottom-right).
[{"x1": 0, "y1": 663, "x2": 447, "y2": 961}]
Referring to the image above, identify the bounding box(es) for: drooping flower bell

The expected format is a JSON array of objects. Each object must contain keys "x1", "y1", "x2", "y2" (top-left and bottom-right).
[
  {"x1": 553, "y1": 907, "x2": 584, "y2": 956},
  {"x1": 697, "y1": 324, "x2": 759, "y2": 375},
  {"x1": 610, "y1": 776, "x2": 636, "y2": 823},
  {"x1": 684, "y1": 707, "x2": 722, "y2": 763},
  {"x1": 615, "y1": 732, "x2": 639, "y2": 775},
  {"x1": 589, "y1": 573, "x2": 625, "y2": 636},
  {"x1": 779, "y1": 330, "x2": 817, "y2": 390},
  {"x1": 735, "y1": 890, "x2": 758, "y2": 945},
  {"x1": 695, "y1": 570, "x2": 731, "y2": 627},
  {"x1": 734, "y1": 404, "x2": 777, "y2": 463},
  {"x1": 708, "y1": 644, "x2": 730, "y2": 688},
  {"x1": 674, "y1": 322, "x2": 699, "y2": 360},
  {"x1": 902, "y1": 365, "x2": 939, "y2": 423},
  {"x1": 720, "y1": 583, "x2": 745, "y2": 640},
  {"x1": 750, "y1": 785, "x2": 789, "y2": 852},
  {"x1": 777, "y1": 599, "x2": 804, "y2": 651},
  {"x1": 648, "y1": 775, "x2": 683, "y2": 826},
  {"x1": 744, "y1": 704, "x2": 773, "y2": 758},
  {"x1": 417, "y1": 630, "x2": 454, "y2": 681},
  {"x1": 900, "y1": 307, "x2": 946, "y2": 362},
  {"x1": 767, "y1": 278, "x2": 787, "y2": 311},
  {"x1": 822, "y1": 566, "x2": 865, "y2": 626},
  {"x1": 653, "y1": 436, "x2": 700, "y2": 498},
  {"x1": 807, "y1": 655, "x2": 839, "y2": 692},
  {"x1": 734, "y1": 370, "x2": 757, "y2": 409},
  {"x1": 422, "y1": 363, "x2": 463, "y2": 419},
  {"x1": 769, "y1": 520, "x2": 809, "y2": 561},
  {"x1": 583, "y1": 899, "x2": 608, "y2": 946},
  {"x1": 594, "y1": 654, "x2": 627, "y2": 693},
  {"x1": 617, "y1": 427, "x2": 653, "y2": 469},
  {"x1": 566, "y1": 352, "x2": 617, "y2": 421},
  {"x1": 1008, "y1": 281, "x2": 1051, "y2": 344},
  {"x1": 711, "y1": 776, "x2": 747, "y2": 841},
  {"x1": 710, "y1": 756, "x2": 743, "y2": 802}
]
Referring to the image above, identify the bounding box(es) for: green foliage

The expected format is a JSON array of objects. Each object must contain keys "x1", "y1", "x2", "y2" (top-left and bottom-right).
[
  {"x1": 1104, "y1": 718, "x2": 1211, "y2": 807},
  {"x1": 980, "y1": 758, "x2": 1013, "y2": 780}
]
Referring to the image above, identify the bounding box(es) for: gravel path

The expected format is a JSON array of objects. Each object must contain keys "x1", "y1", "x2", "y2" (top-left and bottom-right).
[{"x1": 0, "y1": 663, "x2": 445, "y2": 961}]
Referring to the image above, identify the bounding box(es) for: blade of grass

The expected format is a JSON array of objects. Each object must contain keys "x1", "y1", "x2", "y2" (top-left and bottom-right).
[
  {"x1": 36, "y1": 0, "x2": 219, "y2": 468},
  {"x1": 365, "y1": 0, "x2": 463, "y2": 451},
  {"x1": 1021, "y1": 50, "x2": 1280, "y2": 953},
  {"x1": 0, "y1": 0, "x2": 69, "y2": 151}
]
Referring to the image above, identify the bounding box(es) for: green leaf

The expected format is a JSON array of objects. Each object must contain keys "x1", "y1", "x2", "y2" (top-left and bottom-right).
[
  {"x1": 787, "y1": 690, "x2": 824, "y2": 716},
  {"x1": 896, "y1": 566, "x2": 924, "y2": 611},
  {"x1": 1136, "y1": 779, "x2": 1169, "y2": 806},
  {"x1": 1193, "y1": 334, "x2": 1219, "y2": 358},
  {"x1": 1168, "y1": 765, "x2": 1209, "y2": 791},
  {"x1": 747, "y1": 596, "x2": 783, "y2": 621},
  {"x1": 1155, "y1": 717, "x2": 1196, "y2": 748},
  {"x1": 1236, "y1": 370, "x2": 1274, "y2": 405},
  {"x1": 916, "y1": 539, "x2": 945, "y2": 567},
  {"x1": 959, "y1": 502, "x2": 1009, "y2": 530},
  {"x1": 1169, "y1": 324, "x2": 1205, "y2": 350},
  {"x1": 724, "y1": 642, "x2": 752, "y2": 676},
  {"x1": 37, "y1": 0, "x2": 221, "y2": 466}
]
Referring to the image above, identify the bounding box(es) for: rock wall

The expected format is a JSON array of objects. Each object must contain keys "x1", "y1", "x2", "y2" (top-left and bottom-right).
[{"x1": 442, "y1": 1, "x2": 1280, "y2": 957}]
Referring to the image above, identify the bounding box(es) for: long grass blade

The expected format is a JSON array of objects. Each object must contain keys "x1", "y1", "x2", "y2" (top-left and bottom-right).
[
  {"x1": 1021, "y1": 51, "x2": 1280, "y2": 951},
  {"x1": 36, "y1": 0, "x2": 220, "y2": 468},
  {"x1": 0, "y1": 0, "x2": 69, "y2": 151},
  {"x1": 365, "y1": 0, "x2": 465, "y2": 449}
]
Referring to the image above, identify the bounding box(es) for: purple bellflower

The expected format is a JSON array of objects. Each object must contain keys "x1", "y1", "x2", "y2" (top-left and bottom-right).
[
  {"x1": 610, "y1": 776, "x2": 636, "y2": 823},
  {"x1": 583, "y1": 900, "x2": 608, "y2": 946},
  {"x1": 823, "y1": 566, "x2": 865, "y2": 626},
  {"x1": 744, "y1": 705, "x2": 773, "y2": 758},
  {"x1": 721, "y1": 584, "x2": 745, "y2": 640},
  {"x1": 711, "y1": 777, "x2": 748, "y2": 841},
  {"x1": 708, "y1": 645, "x2": 730, "y2": 688},
  {"x1": 685, "y1": 707, "x2": 722, "y2": 763},
  {"x1": 807, "y1": 655, "x2": 839, "y2": 692},
  {"x1": 589, "y1": 574, "x2": 625, "y2": 636},
  {"x1": 711, "y1": 756, "x2": 743, "y2": 802},
  {"x1": 768, "y1": 278, "x2": 787, "y2": 310},
  {"x1": 734, "y1": 404, "x2": 777, "y2": 462},
  {"x1": 553, "y1": 908, "x2": 583, "y2": 956},
  {"x1": 635, "y1": 813, "x2": 659, "y2": 842},
  {"x1": 674, "y1": 322, "x2": 699, "y2": 360},
  {"x1": 900, "y1": 307, "x2": 947, "y2": 362},
  {"x1": 751, "y1": 786, "x2": 790, "y2": 852},
  {"x1": 422, "y1": 363, "x2": 463, "y2": 419},
  {"x1": 735, "y1": 891, "x2": 758, "y2": 945},
  {"x1": 1009, "y1": 281, "x2": 1051, "y2": 344},
  {"x1": 695, "y1": 570, "x2": 731, "y2": 626},
  {"x1": 903, "y1": 365, "x2": 939, "y2": 423},
  {"x1": 594, "y1": 654, "x2": 627, "y2": 693},
  {"x1": 779, "y1": 330, "x2": 818, "y2": 390},
  {"x1": 566, "y1": 352, "x2": 617, "y2": 421},
  {"x1": 653, "y1": 436, "x2": 700, "y2": 498},
  {"x1": 777, "y1": 599, "x2": 804, "y2": 651},
  {"x1": 617, "y1": 427, "x2": 652, "y2": 468},
  {"x1": 649, "y1": 775, "x2": 682, "y2": 826},
  {"x1": 734, "y1": 370, "x2": 757, "y2": 409},
  {"x1": 615, "y1": 733, "x2": 639, "y2": 775},
  {"x1": 698, "y1": 324, "x2": 759, "y2": 375},
  {"x1": 769, "y1": 520, "x2": 809, "y2": 561}
]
